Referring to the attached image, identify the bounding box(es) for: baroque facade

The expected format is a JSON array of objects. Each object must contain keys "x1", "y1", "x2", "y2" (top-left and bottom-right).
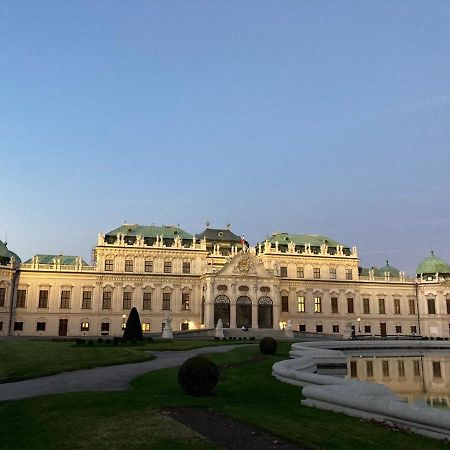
[{"x1": 1, "y1": 223, "x2": 450, "y2": 338}]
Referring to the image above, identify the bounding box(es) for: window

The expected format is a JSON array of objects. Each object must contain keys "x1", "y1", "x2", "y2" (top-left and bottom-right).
[
  {"x1": 142, "y1": 323, "x2": 151, "y2": 332},
  {"x1": 101, "y1": 322, "x2": 110, "y2": 332},
  {"x1": 280, "y1": 266, "x2": 288, "y2": 277},
  {"x1": 398, "y1": 360, "x2": 405, "y2": 377},
  {"x1": 316, "y1": 324, "x2": 323, "y2": 333},
  {"x1": 181, "y1": 293, "x2": 190, "y2": 310},
  {"x1": 299, "y1": 324, "x2": 306, "y2": 332},
  {"x1": 347, "y1": 298, "x2": 354, "y2": 314},
  {"x1": 363, "y1": 298, "x2": 370, "y2": 314},
  {"x1": 16, "y1": 290, "x2": 26, "y2": 308},
  {"x1": 364, "y1": 325, "x2": 371, "y2": 333},
  {"x1": 413, "y1": 360, "x2": 421, "y2": 376},
  {"x1": 38, "y1": 290, "x2": 48, "y2": 308},
  {"x1": 121, "y1": 322, "x2": 126, "y2": 330},
  {"x1": 378, "y1": 298, "x2": 385, "y2": 314},
  {"x1": 350, "y1": 361, "x2": 357, "y2": 377},
  {"x1": 143, "y1": 292, "x2": 152, "y2": 310},
  {"x1": 14, "y1": 322, "x2": 23, "y2": 331},
  {"x1": 331, "y1": 297, "x2": 338, "y2": 314},
  {"x1": 433, "y1": 361, "x2": 442, "y2": 378},
  {"x1": 313, "y1": 268, "x2": 320, "y2": 279},
  {"x1": 182, "y1": 261, "x2": 191, "y2": 274},
  {"x1": 330, "y1": 268, "x2": 337, "y2": 279},
  {"x1": 366, "y1": 360, "x2": 374, "y2": 377},
  {"x1": 281, "y1": 295, "x2": 289, "y2": 312},
  {"x1": 144, "y1": 260, "x2": 153, "y2": 273},
  {"x1": 333, "y1": 325, "x2": 340, "y2": 333},
  {"x1": 446, "y1": 299, "x2": 450, "y2": 314},
  {"x1": 297, "y1": 296, "x2": 305, "y2": 313},
  {"x1": 297, "y1": 266, "x2": 304, "y2": 278},
  {"x1": 124, "y1": 259, "x2": 134, "y2": 272},
  {"x1": 314, "y1": 296, "x2": 322, "y2": 313},
  {"x1": 395, "y1": 325, "x2": 402, "y2": 334},
  {"x1": 409, "y1": 299, "x2": 416, "y2": 315},
  {"x1": 60, "y1": 290, "x2": 71, "y2": 309},
  {"x1": 0, "y1": 322, "x2": 2, "y2": 331},
  {"x1": 162, "y1": 292, "x2": 171, "y2": 310},
  {"x1": 123, "y1": 292, "x2": 132, "y2": 310},
  {"x1": 80, "y1": 322, "x2": 89, "y2": 331},
  {"x1": 82, "y1": 291, "x2": 92, "y2": 309},
  {"x1": 345, "y1": 268, "x2": 352, "y2": 280},
  {"x1": 427, "y1": 298, "x2": 436, "y2": 314},
  {"x1": 0, "y1": 288, "x2": 5, "y2": 307},
  {"x1": 36, "y1": 322, "x2": 46, "y2": 331},
  {"x1": 105, "y1": 259, "x2": 113, "y2": 271},
  {"x1": 181, "y1": 322, "x2": 189, "y2": 331},
  {"x1": 102, "y1": 291, "x2": 112, "y2": 309},
  {"x1": 411, "y1": 325, "x2": 417, "y2": 334},
  {"x1": 164, "y1": 260, "x2": 172, "y2": 273},
  {"x1": 382, "y1": 360, "x2": 390, "y2": 377},
  {"x1": 394, "y1": 298, "x2": 401, "y2": 315}
]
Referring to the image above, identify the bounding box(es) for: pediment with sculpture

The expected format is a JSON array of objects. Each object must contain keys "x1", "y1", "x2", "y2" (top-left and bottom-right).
[{"x1": 216, "y1": 253, "x2": 274, "y2": 279}]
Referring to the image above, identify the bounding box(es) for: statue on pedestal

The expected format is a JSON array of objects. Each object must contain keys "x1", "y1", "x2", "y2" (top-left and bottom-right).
[
  {"x1": 162, "y1": 313, "x2": 173, "y2": 339},
  {"x1": 215, "y1": 319, "x2": 224, "y2": 339}
]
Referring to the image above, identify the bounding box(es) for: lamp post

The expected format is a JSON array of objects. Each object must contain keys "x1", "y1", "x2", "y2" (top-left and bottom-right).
[
  {"x1": 122, "y1": 314, "x2": 127, "y2": 330},
  {"x1": 357, "y1": 317, "x2": 361, "y2": 333}
]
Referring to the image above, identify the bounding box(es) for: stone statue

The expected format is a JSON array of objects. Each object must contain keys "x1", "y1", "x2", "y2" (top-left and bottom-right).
[
  {"x1": 215, "y1": 319, "x2": 224, "y2": 339},
  {"x1": 162, "y1": 314, "x2": 173, "y2": 339},
  {"x1": 264, "y1": 240, "x2": 271, "y2": 253},
  {"x1": 285, "y1": 319, "x2": 294, "y2": 339},
  {"x1": 275, "y1": 241, "x2": 279, "y2": 252}
]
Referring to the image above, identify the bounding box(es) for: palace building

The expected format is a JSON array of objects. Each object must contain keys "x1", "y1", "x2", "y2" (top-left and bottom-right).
[{"x1": 0, "y1": 223, "x2": 450, "y2": 338}]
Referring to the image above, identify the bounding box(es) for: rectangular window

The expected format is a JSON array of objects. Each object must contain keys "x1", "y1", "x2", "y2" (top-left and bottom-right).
[
  {"x1": 164, "y1": 261, "x2": 172, "y2": 274},
  {"x1": 60, "y1": 290, "x2": 71, "y2": 309},
  {"x1": 299, "y1": 324, "x2": 306, "y2": 332},
  {"x1": 364, "y1": 325, "x2": 371, "y2": 333},
  {"x1": 314, "y1": 296, "x2": 322, "y2": 313},
  {"x1": 80, "y1": 322, "x2": 89, "y2": 331},
  {"x1": 162, "y1": 292, "x2": 171, "y2": 310},
  {"x1": 101, "y1": 322, "x2": 110, "y2": 332},
  {"x1": 14, "y1": 322, "x2": 23, "y2": 331},
  {"x1": 433, "y1": 361, "x2": 442, "y2": 378},
  {"x1": 281, "y1": 295, "x2": 289, "y2": 312},
  {"x1": 395, "y1": 325, "x2": 402, "y2": 334},
  {"x1": 345, "y1": 268, "x2": 353, "y2": 280},
  {"x1": 124, "y1": 259, "x2": 134, "y2": 272},
  {"x1": 297, "y1": 266, "x2": 304, "y2": 278},
  {"x1": 332, "y1": 325, "x2": 340, "y2": 333},
  {"x1": 0, "y1": 288, "x2": 5, "y2": 307},
  {"x1": 123, "y1": 292, "x2": 132, "y2": 310},
  {"x1": 102, "y1": 291, "x2": 112, "y2": 309},
  {"x1": 331, "y1": 297, "x2": 338, "y2": 314},
  {"x1": 347, "y1": 298, "x2": 354, "y2": 314},
  {"x1": 181, "y1": 322, "x2": 189, "y2": 331},
  {"x1": 142, "y1": 323, "x2": 151, "y2": 332},
  {"x1": 316, "y1": 324, "x2": 323, "y2": 333},
  {"x1": 313, "y1": 268, "x2": 320, "y2": 279},
  {"x1": 413, "y1": 360, "x2": 420, "y2": 377},
  {"x1": 82, "y1": 291, "x2": 92, "y2": 309},
  {"x1": 182, "y1": 261, "x2": 191, "y2": 274},
  {"x1": 427, "y1": 298, "x2": 436, "y2": 315},
  {"x1": 366, "y1": 360, "x2": 374, "y2": 377},
  {"x1": 16, "y1": 289, "x2": 26, "y2": 308},
  {"x1": 0, "y1": 322, "x2": 3, "y2": 331},
  {"x1": 394, "y1": 298, "x2": 401, "y2": 315},
  {"x1": 181, "y1": 293, "x2": 190, "y2": 310},
  {"x1": 280, "y1": 266, "x2": 288, "y2": 277},
  {"x1": 446, "y1": 299, "x2": 450, "y2": 314},
  {"x1": 104, "y1": 259, "x2": 113, "y2": 271},
  {"x1": 378, "y1": 298, "x2": 385, "y2": 314},
  {"x1": 409, "y1": 299, "x2": 416, "y2": 315},
  {"x1": 297, "y1": 296, "x2": 305, "y2": 313},
  {"x1": 363, "y1": 298, "x2": 370, "y2": 314},
  {"x1": 329, "y1": 268, "x2": 337, "y2": 279},
  {"x1": 36, "y1": 322, "x2": 46, "y2": 331},
  {"x1": 411, "y1": 325, "x2": 417, "y2": 334},
  {"x1": 382, "y1": 360, "x2": 390, "y2": 377},
  {"x1": 144, "y1": 260, "x2": 153, "y2": 273},
  {"x1": 143, "y1": 292, "x2": 152, "y2": 310},
  {"x1": 350, "y1": 361, "x2": 357, "y2": 377},
  {"x1": 398, "y1": 360, "x2": 405, "y2": 377},
  {"x1": 38, "y1": 290, "x2": 48, "y2": 308}
]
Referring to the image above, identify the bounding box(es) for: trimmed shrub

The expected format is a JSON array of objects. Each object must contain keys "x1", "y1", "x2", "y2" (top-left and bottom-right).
[
  {"x1": 97, "y1": 338, "x2": 104, "y2": 343},
  {"x1": 113, "y1": 337, "x2": 121, "y2": 345},
  {"x1": 123, "y1": 307, "x2": 143, "y2": 341},
  {"x1": 259, "y1": 336, "x2": 277, "y2": 355},
  {"x1": 249, "y1": 336, "x2": 256, "y2": 341},
  {"x1": 87, "y1": 340, "x2": 94, "y2": 346},
  {"x1": 105, "y1": 340, "x2": 112, "y2": 345},
  {"x1": 178, "y1": 356, "x2": 219, "y2": 396},
  {"x1": 75, "y1": 338, "x2": 85, "y2": 346},
  {"x1": 147, "y1": 336, "x2": 153, "y2": 342}
]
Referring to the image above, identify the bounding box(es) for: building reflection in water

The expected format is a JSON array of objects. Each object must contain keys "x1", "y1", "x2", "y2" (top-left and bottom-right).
[{"x1": 346, "y1": 354, "x2": 450, "y2": 408}]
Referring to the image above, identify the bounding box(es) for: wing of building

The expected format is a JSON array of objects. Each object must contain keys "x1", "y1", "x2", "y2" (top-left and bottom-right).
[{"x1": 1, "y1": 225, "x2": 450, "y2": 338}]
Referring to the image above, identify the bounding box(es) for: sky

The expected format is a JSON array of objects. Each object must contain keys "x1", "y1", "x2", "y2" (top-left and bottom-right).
[{"x1": 1, "y1": 1, "x2": 450, "y2": 275}]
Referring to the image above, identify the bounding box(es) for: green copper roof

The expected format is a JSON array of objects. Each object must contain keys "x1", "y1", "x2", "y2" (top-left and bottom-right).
[
  {"x1": 7, "y1": 250, "x2": 21, "y2": 264},
  {"x1": 24, "y1": 254, "x2": 87, "y2": 265},
  {"x1": 0, "y1": 240, "x2": 9, "y2": 258},
  {"x1": 106, "y1": 224, "x2": 192, "y2": 240},
  {"x1": 264, "y1": 233, "x2": 348, "y2": 248},
  {"x1": 197, "y1": 228, "x2": 243, "y2": 243},
  {"x1": 378, "y1": 261, "x2": 400, "y2": 276},
  {"x1": 416, "y1": 251, "x2": 450, "y2": 275}
]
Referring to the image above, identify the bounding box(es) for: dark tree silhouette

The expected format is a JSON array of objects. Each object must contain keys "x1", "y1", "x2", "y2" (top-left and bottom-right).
[{"x1": 123, "y1": 307, "x2": 143, "y2": 341}]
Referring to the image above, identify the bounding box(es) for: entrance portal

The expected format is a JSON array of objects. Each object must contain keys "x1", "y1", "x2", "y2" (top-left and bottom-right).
[
  {"x1": 214, "y1": 295, "x2": 230, "y2": 328},
  {"x1": 58, "y1": 319, "x2": 68, "y2": 336},
  {"x1": 236, "y1": 296, "x2": 252, "y2": 329},
  {"x1": 258, "y1": 296, "x2": 273, "y2": 329}
]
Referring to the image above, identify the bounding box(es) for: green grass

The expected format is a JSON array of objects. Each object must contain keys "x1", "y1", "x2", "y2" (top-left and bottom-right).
[{"x1": 0, "y1": 343, "x2": 447, "y2": 450}]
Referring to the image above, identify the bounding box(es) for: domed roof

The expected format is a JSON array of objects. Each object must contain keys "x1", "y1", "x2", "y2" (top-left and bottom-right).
[
  {"x1": 416, "y1": 251, "x2": 450, "y2": 275},
  {"x1": 0, "y1": 240, "x2": 9, "y2": 258},
  {"x1": 7, "y1": 250, "x2": 21, "y2": 263},
  {"x1": 378, "y1": 260, "x2": 400, "y2": 277}
]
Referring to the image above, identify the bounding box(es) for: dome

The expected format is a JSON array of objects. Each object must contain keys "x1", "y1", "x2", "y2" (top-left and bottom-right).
[
  {"x1": 0, "y1": 240, "x2": 9, "y2": 259},
  {"x1": 416, "y1": 251, "x2": 450, "y2": 275},
  {"x1": 378, "y1": 260, "x2": 400, "y2": 277}
]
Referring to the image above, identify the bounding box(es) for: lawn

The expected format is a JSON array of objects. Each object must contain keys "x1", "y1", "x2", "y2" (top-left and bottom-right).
[{"x1": 0, "y1": 343, "x2": 447, "y2": 450}]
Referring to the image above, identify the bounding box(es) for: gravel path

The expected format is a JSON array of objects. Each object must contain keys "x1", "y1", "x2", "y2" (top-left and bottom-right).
[{"x1": 0, "y1": 345, "x2": 243, "y2": 401}]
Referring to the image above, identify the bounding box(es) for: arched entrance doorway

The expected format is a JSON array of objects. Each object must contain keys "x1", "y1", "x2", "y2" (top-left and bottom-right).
[
  {"x1": 258, "y1": 296, "x2": 273, "y2": 329},
  {"x1": 236, "y1": 296, "x2": 252, "y2": 329},
  {"x1": 214, "y1": 295, "x2": 230, "y2": 328}
]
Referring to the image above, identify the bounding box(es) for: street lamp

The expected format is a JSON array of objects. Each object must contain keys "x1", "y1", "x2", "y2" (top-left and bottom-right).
[{"x1": 357, "y1": 317, "x2": 361, "y2": 333}]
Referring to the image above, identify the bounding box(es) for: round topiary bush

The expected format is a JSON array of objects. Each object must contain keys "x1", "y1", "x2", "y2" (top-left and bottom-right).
[
  {"x1": 178, "y1": 356, "x2": 219, "y2": 396},
  {"x1": 259, "y1": 336, "x2": 277, "y2": 355}
]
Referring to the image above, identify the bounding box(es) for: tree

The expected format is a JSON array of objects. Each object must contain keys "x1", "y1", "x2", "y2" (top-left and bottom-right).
[{"x1": 123, "y1": 307, "x2": 143, "y2": 341}]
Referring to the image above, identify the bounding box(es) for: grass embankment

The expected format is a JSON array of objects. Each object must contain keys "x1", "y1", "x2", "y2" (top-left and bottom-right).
[{"x1": 0, "y1": 343, "x2": 447, "y2": 450}]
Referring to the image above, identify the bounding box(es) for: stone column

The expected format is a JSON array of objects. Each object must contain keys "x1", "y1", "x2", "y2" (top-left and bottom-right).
[
  {"x1": 273, "y1": 304, "x2": 280, "y2": 329},
  {"x1": 230, "y1": 302, "x2": 237, "y2": 329},
  {"x1": 252, "y1": 303, "x2": 258, "y2": 329}
]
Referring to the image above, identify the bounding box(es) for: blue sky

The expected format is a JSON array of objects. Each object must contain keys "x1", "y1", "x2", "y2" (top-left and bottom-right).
[{"x1": 1, "y1": 1, "x2": 450, "y2": 274}]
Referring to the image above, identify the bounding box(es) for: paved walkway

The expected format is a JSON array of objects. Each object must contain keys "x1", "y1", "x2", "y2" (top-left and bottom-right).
[{"x1": 0, "y1": 345, "x2": 243, "y2": 401}]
